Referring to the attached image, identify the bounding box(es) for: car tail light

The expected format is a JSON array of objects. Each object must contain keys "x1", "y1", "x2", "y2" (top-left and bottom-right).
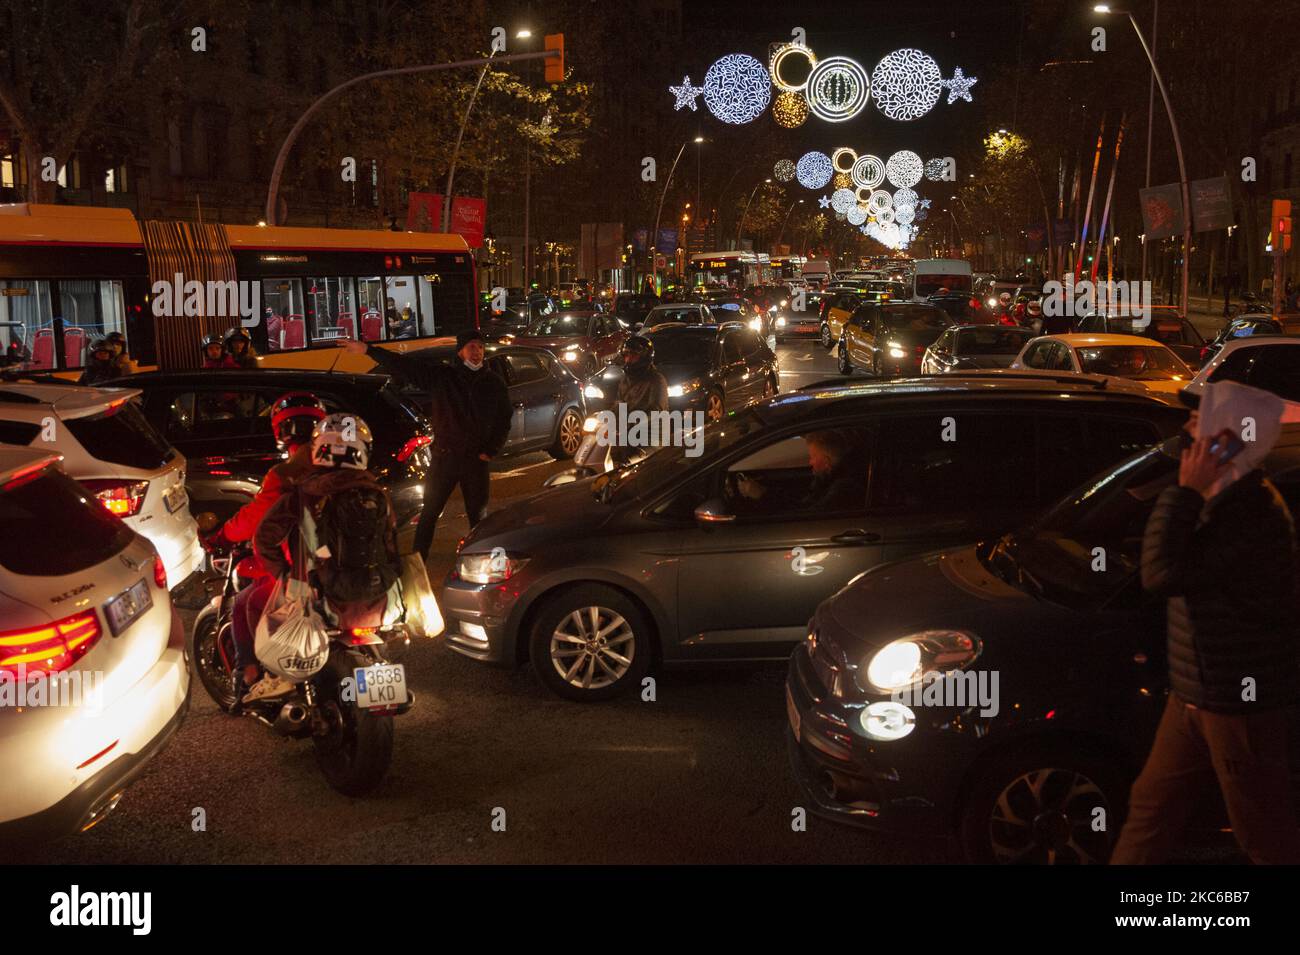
[
  {"x1": 396, "y1": 434, "x2": 433, "y2": 462},
  {"x1": 0, "y1": 610, "x2": 103, "y2": 678},
  {"x1": 81, "y1": 479, "x2": 149, "y2": 518},
  {"x1": 153, "y1": 554, "x2": 167, "y2": 589}
]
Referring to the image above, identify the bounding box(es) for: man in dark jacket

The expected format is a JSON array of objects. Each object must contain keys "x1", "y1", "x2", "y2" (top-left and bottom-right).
[
  {"x1": 338, "y1": 328, "x2": 511, "y2": 559},
  {"x1": 1112, "y1": 381, "x2": 1300, "y2": 864}
]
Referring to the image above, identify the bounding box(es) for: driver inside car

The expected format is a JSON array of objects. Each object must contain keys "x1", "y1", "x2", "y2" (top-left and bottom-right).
[{"x1": 733, "y1": 428, "x2": 868, "y2": 513}]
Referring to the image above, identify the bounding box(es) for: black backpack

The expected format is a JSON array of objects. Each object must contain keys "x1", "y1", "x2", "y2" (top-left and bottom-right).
[{"x1": 313, "y1": 482, "x2": 398, "y2": 604}]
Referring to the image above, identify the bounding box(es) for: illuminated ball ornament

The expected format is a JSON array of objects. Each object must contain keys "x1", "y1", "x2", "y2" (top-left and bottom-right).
[
  {"x1": 831, "y1": 171, "x2": 853, "y2": 190},
  {"x1": 851, "y1": 154, "x2": 885, "y2": 190},
  {"x1": 831, "y1": 147, "x2": 858, "y2": 174},
  {"x1": 885, "y1": 150, "x2": 924, "y2": 189},
  {"x1": 924, "y1": 157, "x2": 949, "y2": 182},
  {"x1": 806, "y1": 57, "x2": 870, "y2": 123},
  {"x1": 769, "y1": 43, "x2": 817, "y2": 92},
  {"x1": 795, "y1": 151, "x2": 833, "y2": 190},
  {"x1": 871, "y1": 48, "x2": 943, "y2": 121},
  {"x1": 830, "y1": 188, "x2": 857, "y2": 214},
  {"x1": 771, "y1": 91, "x2": 809, "y2": 128},
  {"x1": 773, "y1": 159, "x2": 796, "y2": 182},
  {"x1": 846, "y1": 204, "x2": 867, "y2": 226},
  {"x1": 703, "y1": 54, "x2": 772, "y2": 125}
]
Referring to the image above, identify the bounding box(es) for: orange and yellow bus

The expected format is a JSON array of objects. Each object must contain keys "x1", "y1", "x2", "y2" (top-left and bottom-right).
[{"x1": 0, "y1": 204, "x2": 479, "y2": 376}]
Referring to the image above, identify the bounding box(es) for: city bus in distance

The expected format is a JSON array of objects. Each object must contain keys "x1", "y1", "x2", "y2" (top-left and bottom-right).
[
  {"x1": 689, "y1": 251, "x2": 765, "y2": 289},
  {"x1": 912, "y1": 258, "x2": 973, "y2": 302},
  {"x1": 0, "y1": 204, "x2": 478, "y2": 376}
]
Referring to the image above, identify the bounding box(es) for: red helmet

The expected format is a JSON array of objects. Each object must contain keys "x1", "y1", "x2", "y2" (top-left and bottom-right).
[{"x1": 270, "y1": 392, "x2": 327, "y2": 450}]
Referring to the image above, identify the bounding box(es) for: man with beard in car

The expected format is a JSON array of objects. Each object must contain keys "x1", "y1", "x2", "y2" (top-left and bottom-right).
[{"x1": 612, "y1": 335, "x2": 669, "y2": 467}]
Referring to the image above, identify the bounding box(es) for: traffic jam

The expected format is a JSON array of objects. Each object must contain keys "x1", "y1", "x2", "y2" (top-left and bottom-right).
[{"x1": 1, "y1": 0, "x2": 1298, "y2": 919}]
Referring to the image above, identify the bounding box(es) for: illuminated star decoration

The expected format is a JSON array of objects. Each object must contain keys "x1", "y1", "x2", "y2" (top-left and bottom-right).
[
  {"x1": 670, "y1": 76, "x2": 704, "y2": 111},
  {"x1": 818, "y1": 194, "x2": 831, "y2": 208},
  {"x1": 941, "y1": 67, "x2": 977, "y2": 104}
]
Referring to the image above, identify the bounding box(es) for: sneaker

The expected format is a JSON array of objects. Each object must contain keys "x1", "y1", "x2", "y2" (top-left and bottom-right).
[{"x1": 241, "y1": 674, "x2": 297, "y2": 704}]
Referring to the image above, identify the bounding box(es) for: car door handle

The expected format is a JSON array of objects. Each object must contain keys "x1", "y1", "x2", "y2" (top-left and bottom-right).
[{"x1": 831, "y1": 529, "x2": 881, "y2": 544}]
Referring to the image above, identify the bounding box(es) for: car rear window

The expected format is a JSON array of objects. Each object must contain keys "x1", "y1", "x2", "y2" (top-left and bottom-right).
[
  {"x1": 65, "y1": 400, "x2": 175, "y2": 471},
  {"x1": 0, "y1": 469, "x2": 133, "y2": 575}
]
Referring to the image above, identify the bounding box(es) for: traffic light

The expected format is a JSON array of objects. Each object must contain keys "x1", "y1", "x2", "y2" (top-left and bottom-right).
[{"x1": 544, "y1": 33, "x2": 564, "y2": 83}]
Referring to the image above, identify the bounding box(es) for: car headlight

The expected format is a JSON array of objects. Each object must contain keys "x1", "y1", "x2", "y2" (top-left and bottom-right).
[
  {"x1": 584, "y1": 384, "x2": 604, "y2": 399},
  {"x1": 859, "y1": 631, "x2": 980, "y2": 693},
  {"x1": 667, "y1": 377, "x2": 703, "y2": 398},
  {"x1": 457, "y1": 552, "x2": 529, "y2": 585},
  {"x1": 776, "y1": 316, "x2": 787, "y2": 327}
]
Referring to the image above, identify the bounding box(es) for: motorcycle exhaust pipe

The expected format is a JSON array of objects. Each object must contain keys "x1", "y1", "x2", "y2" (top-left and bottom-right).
[{"x1": 272, "y1": 702, "x2": 310, "y2": 736}]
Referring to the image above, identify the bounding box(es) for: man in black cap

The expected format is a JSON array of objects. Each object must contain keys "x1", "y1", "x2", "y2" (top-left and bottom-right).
[{"x1": 338, "y1": 328, "x2": 511, "y2": 559}]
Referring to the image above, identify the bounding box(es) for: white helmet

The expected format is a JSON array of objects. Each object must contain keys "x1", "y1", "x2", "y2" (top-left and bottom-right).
[{"x1": 311, "y1": 413, "x2": 373, "y2": 470}]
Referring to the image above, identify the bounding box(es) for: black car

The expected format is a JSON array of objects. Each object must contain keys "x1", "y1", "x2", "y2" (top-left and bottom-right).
[
  {"x1": 401, "y1": 343, "x2": 586, "y2": 460},
  {"x1": 582, "y1": 323, "x2": 777, "y2": 423},
  {"x1": 787, "y1": 427, "x2": 1300, "y2": 864},
  {"x1": 921, "y1": 325, "x2": 1034, "y2": 374},
  {"x1": 440, "y1": 377, "x2": 1184, "y2": 702},
  {"x1": 114, "y1": 369, "x2": 434, "y2": 533}
]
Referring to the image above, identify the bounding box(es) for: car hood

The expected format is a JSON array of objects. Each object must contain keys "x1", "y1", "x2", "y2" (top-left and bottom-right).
[
  {"x1": 462, "y1": 476, "x2": 615, "y2": 552},
  {"x1": 816, "y1": 545, "x2": 1070, "y2": 664}
]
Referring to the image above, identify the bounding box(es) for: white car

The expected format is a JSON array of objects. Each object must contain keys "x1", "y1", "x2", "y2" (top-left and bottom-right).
[
  {"x1": 0, "y1": 381, "x2": 203, "y2": 591},
  {"x1": 1181, "y1": 336, "x2": 1300, "y2": 422},
  {"x1": 0, "y1": 447, "x2": 190, "y2": 842}
]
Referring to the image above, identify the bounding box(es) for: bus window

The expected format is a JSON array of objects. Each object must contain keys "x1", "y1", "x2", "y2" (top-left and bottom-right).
[
  {"x1": 304, "y1": 276, "x2": 356, "y2": 344},
  {"x1": 260, "y1": 279, "x2": 305, "y2": 351},
  {"x1": 385, "y1": 276, "x2": 419, "y2": 340},
  {"x1": 0, "y1": 280, "x2": 55, "y2": 369},
  {"x1": 357, "y1": 277, "x2": 385, "y2": 342}
]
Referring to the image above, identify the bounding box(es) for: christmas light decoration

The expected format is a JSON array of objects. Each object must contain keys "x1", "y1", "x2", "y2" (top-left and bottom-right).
[
  {"x1": 773, "y1": 159, "x2": 796, "y2": 182},
  {"x1": 851, "y1": 154, "x2": 885, "y2": 190},
  {"x1": 924, "y1": 157, "x2": 949, "y2": 181},
  {"x1": 703, "y1": 54, "x2": 772, "y2": 125},
  {"x1": 796, "y1": 151, "x2": 833, "y2": 190},
  {"x1": 941, "y1": 67, "x2": 977, "y2": 104},
  {"x1": 669, "y1": 76, "x2": 704, "y2": 112},
  {"x1": 806, "y1": 56, "x2": 870, "y2": 123},
  {"x1": 830, "y1": 188, "x2": 857, "y2": 214},
  {"x1": 771, "y1": 91, "x2": 809, "y2": 128},
  {"x1": 831, "y1": 147, "x2": 858, "y2": 173},
  {"x1": 769, "y1": 43, "x2": 817, "y2": 92},
  {"x1": 871, "y1": 48, "x2": 943, "y2": 121},
  {"x1": 885, "y1": 150, "x2": 924, "y2": 188}
]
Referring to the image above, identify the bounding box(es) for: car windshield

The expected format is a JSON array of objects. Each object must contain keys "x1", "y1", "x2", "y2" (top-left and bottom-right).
[
  {"x1": 645, "y1": 332, "x2": 712, "y2": 364},
  {"x1": 1075, "y1": 344, "x2": 1187, "y2": 379},
  {"x1": 981, "y1": 438, "x2": 1180, "y2": 608},
  {"x1": 650, "y1": 307, "x2": 702, "y2": 325},
  {"x1": 592, "y1": 407, "x2": 765, "y2": 503},
  {"x1": 881, "y1": 306, "x2": 950, "y2": 332},
  {"x1": 527, "y1": 314, "x2": 590, "y2": 337},
  {"x1": 956, "y1": 327, "x2": 1032, "y2": 354}
]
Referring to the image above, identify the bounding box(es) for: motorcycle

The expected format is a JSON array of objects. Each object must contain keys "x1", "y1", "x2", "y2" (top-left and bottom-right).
[{"x1": 189, "y1": 518, "x2": 413, "y2": 796}]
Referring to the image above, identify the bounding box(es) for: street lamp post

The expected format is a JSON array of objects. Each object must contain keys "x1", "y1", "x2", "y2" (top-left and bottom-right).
[
  {"x1": 1095, "y1": 4, "x2": 1190, "y2": 316},
  {"x1": 736, "y1": 178, "x2": 771, "y2": 248},
  {"x1": 649, "y1": 136, "x2": 702, "y2": 290}
]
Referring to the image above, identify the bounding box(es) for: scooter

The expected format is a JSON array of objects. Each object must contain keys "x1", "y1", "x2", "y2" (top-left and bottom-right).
[{"x1": 189, "y1": 521, "x2": 413, "y2": 796}]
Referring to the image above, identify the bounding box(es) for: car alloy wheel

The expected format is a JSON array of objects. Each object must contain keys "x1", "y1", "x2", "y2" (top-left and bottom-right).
[
  {"x1": 706, "y1": 390, "x2": 725, "y2": 422},
  {"x1": 550, "y1": 606, "x2": 635, "y2": 691}
]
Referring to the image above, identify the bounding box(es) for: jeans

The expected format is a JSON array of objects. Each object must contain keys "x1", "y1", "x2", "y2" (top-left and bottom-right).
[
  {"x1": 413, "y1": 451, "x2": 491, "y2": 559},
  {"x1": 230, "y1": 575, "x2": 276, "y2": 672},
  {"x1": 1111, "y1": 693, "x2": 1300, "y2": 864}
]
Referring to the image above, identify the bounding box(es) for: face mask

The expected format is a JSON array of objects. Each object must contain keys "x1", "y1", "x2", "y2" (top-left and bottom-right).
[{"x1": 463, "y1": 358, "x2": 484, "y2": 371}]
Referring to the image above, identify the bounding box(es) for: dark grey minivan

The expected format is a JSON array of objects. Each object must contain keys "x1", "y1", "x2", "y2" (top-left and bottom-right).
[{"x1": 441, "y1": 375, "x2": 1186, "y2": 701}]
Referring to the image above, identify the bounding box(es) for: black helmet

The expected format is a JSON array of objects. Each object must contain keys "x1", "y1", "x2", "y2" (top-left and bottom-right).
[
  {"x1": 200, "y1": 332, "x2": 224, "y2": 352},
  {"x1": 270, "y1": 391, "x2": 327, "y2": 451},
  {"x1": 622, "y1": 335, "x2": 654, "y2": 364}
]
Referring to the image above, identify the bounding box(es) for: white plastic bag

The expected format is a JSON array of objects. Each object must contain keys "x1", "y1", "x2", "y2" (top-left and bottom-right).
[{"x1": 254, "y1": 576, "x2": 329, "y2": 680}]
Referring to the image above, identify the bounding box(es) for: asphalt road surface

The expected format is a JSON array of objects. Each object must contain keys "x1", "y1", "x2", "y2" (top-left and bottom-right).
[{"x1": 29, "y1": 339, "x2": 1235, "y2": 864}]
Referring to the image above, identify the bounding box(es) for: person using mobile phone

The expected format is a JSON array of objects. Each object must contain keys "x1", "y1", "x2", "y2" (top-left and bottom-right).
[{"x1": 1113, "y1": 381, "x2": 1300, "y2": 864}]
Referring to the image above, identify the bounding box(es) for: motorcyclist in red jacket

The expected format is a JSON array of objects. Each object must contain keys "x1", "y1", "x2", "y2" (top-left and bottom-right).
[{"x1": 201, "y1": 392, "x2": 326, "y2": 706}]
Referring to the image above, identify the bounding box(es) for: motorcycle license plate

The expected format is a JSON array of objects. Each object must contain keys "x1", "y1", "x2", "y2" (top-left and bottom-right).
[{"x1": 353, "y1": 663, "x2": 407, "y2": 709}]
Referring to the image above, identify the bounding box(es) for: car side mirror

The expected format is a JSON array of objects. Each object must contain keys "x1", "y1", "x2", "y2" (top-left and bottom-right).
[{"x1": 694, "y1": 498, "x2": 736, "y2": 525}]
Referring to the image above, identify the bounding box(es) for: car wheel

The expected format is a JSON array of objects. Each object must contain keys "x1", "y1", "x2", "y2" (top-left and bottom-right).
[
  {"x1": 820, "y1": 323, "x2": 833, "y2": 349},
  {"x1": 959, "y1": 745, "x2": 1127, "y2": 864},
  {"x1": 529, "y1": 585, "x2": 652, "y2": 702},
  {"x1": 549, "y1": 406, "x2": 584, "y2": 459},
  {"x1": 706, "y1": 389, "x2": 725, "y2": 422},
  {"x1": 837, "y1": 339, "x2": 853, "y2": 375}
]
